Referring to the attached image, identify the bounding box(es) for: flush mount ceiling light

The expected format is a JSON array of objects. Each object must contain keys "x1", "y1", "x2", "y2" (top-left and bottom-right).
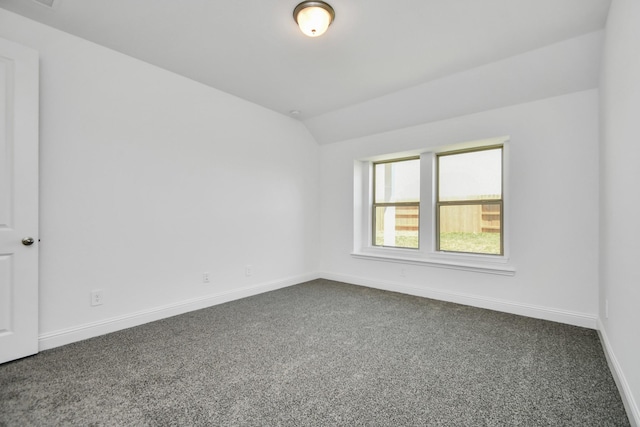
[{"x1": 293, "y1": 1, "x2": 335, "y2": 37}]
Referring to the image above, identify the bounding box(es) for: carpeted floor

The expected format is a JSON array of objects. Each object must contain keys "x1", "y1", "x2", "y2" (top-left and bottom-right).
[{"x1": 0, "y1": 279, "x2": 630, "y2": 426}]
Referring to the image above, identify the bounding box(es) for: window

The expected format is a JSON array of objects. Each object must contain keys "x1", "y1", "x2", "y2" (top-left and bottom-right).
[
  {"x1": 354, "y1": 136, "x2": 513, "y2": 275},
  {"x1": 437, "y1": 146, "x2": 503, "y2": 255},
  {"x1": 372, "y1": 157, "x2": 420, "y2": 249}
]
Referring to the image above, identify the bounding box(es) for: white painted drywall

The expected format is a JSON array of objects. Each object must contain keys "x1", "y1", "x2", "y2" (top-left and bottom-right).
[
  {"x1": 0, "y1": 9, "x2": 320, "y2": 337},
  {"x1": 305, "y1": 31, "x2": 603, "y2": 145},
  {"x1": 599, "y1": 0, "x2": 640, "y2": 423},
  {"x1": 320, "y1": 90, "x2": 600, "y2": 326}
]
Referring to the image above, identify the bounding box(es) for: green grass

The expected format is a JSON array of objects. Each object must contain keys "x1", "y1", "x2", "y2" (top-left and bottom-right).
[
  {"x1": 439, "y1": 232, "x2": 501, "y2": 255},
  {"x1": 375, "y1": 231, "x2": 501, "y2": 254},
  {"x1": 375, "y1": 231, "x2": 418, "y2": 249}
]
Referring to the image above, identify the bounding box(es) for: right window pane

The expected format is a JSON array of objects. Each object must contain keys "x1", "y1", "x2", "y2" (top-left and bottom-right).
[
  {"x1": 438, "y1": 203, "x2": 501, "y2": 254},
  {"x1": 437, "y1": 147, "x2": 503, "y2": 255},
  {"x1": 438, "y1": 148, "x2": 502, "y2": 201}
]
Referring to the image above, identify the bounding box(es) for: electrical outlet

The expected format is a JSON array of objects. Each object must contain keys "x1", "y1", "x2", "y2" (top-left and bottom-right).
[
  {"x1": 91, "y1": 290, "x2": 103, "y2": 306},
  {"x1": 245, "y1": 265, "x2": 253, "y2": 277},
  {"x1": 400, "y1": 268, "x2": 406, "y2": 277},
  {"x1": 203, "y1": 272, "x2": 210, "y2": 283}
]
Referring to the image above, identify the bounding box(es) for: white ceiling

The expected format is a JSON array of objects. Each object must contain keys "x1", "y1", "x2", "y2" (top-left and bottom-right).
[{"x1": 0, "y1": 0, "x2": 611, "y2": 136}]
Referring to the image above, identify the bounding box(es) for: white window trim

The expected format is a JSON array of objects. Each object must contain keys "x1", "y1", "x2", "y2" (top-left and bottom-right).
[{"x1": 352, "y1": 136, "x2": 515, "y2": 276}]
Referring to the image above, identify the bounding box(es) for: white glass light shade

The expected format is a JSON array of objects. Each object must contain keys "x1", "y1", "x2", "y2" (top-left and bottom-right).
[{"x1": 294, "y1": 2, "x2": 335, "y2": 37}]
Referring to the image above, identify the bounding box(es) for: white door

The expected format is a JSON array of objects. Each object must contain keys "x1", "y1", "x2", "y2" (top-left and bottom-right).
[{"x1": 0, "y1": 38, "x2": 39, "y2": 364}]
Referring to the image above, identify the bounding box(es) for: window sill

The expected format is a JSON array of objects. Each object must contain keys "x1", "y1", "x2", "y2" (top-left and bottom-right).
[{"x1": 351, "y1": 249, "x2": 516, "y2": 276}]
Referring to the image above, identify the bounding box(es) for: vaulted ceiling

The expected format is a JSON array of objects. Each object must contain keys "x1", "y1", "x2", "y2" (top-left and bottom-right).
[{"x1": 0, "y1": 0, "x2": 611, "y2": 143}]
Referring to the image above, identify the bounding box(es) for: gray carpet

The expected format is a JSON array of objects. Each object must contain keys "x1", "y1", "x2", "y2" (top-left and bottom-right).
[{"x1": 0, "y1": 279, "x2": 630, "y2": 426}]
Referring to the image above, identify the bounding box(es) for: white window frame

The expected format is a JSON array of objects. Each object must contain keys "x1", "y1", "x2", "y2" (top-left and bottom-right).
[
  {"x1": 352, "y1": 136, "x2": 515, "y2": 276},
  {"x1": 372, "y1": 156, "x2": 421, "y2": 250}
]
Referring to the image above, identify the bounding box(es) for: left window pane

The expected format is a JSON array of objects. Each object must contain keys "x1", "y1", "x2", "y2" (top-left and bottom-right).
[
  {"x1": 374, "y1": 160, "x2": 420, "y2": 203},
  {"x1": 374, "y1": 206, "x2": 419, "y2": 248},
  {"x1": 373, "y1": 158, "x2": 420, "y2": 249}
]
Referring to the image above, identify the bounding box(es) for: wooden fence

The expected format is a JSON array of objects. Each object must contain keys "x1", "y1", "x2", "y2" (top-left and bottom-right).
[
  {"x1": 375, "y1": 204, "x2": 500, "y2": 234},
  {"x1": 439, "y1": 204, "x2": 500, "y2": 233}
]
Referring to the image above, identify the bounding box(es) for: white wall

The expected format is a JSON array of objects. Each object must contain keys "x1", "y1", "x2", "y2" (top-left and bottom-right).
[
  {"x1": 599, "y1": 0, "x2": 640, "y2": 424},
  {"x1": 0, "y1": 9, "x2": 320, "y2": 346},
  {"x1": 320, "y1": 90, "x2": 600, "y2": 327}
]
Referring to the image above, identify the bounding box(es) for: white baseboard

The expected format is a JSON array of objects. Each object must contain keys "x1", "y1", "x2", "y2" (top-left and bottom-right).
[
  {"x1": 319, "y1": 271, "x2": 597, "y2": 329},
  {"x1": 598, "y1": 319, "x2": 639, "y2": 427},
  {"x1": 39, "y1": 272, "x2": 320, "y2": 351},
  {"x1": 40, "y1": 271, "x2": 597, "y2": 351}
]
